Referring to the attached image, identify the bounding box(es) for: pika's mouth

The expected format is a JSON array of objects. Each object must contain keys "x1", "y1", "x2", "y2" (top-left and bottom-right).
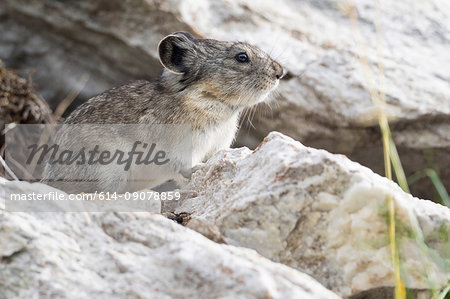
[
  {"x1": 271, "y1": 79, "x2": 280, "y2": 91},
  {"x1": 264, "y1": 79, "x2": 280, "y2": 95},
  {"x1": 231, "y1": 78, "x2": 280, "y2": 108}
]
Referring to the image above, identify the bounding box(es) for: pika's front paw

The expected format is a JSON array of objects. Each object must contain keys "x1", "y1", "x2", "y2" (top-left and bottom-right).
[
  {"x1": 191, "y1": 163, "x2": 206, "y2": 175},
  {"x1": 179, "y1": 163, "x2": 205, "y2": 180}
]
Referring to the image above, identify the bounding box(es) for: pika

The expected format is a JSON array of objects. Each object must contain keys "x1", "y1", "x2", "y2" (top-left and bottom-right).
[{"x1": 42, "y1": 32, "x2": 284, "y2": 193}]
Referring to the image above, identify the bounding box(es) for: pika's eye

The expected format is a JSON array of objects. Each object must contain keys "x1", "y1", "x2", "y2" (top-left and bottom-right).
[{"x1": 235, "y1": 52, "x2": 249, "y2": 63}]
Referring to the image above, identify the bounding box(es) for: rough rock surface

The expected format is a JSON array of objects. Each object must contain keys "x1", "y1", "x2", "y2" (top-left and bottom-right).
[
  {"x1": 175, "y1": 132, "x2": 450, "y2": 298},
  {"x1": 1, "y1": 0, "x2": 448, "y2": 199},
  {"x1": 0, "y1": 195, "x2": 341, "y2": 298}
]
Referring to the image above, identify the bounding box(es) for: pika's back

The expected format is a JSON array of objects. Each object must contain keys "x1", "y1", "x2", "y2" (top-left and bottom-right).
[{"x1": 65, "y1": 80, "x2": 155, "y2": 124}]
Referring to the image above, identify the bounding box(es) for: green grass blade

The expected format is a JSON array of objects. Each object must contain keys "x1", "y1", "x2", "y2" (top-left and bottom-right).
[
  {"x1": 425, "y1": 169, "x2": 450, "y2": 207},
  {"x1": 388, "y1": 136, "x2": 410, "y2": 193},
  {"x1": 435, "y1": 284, "x2": 450, "y2": 299}
]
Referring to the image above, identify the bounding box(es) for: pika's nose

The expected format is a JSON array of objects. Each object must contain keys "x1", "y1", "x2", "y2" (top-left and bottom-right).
[{"x1": 273, "y1": 61, "x2": 285, "y2": 80}]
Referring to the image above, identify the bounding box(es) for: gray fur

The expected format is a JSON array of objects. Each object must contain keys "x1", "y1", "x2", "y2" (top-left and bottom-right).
[{"x1": 42, "y1": 32, "x2": 284, "y2": 193}]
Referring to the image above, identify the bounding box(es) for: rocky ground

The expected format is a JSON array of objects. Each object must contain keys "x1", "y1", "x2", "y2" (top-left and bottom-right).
[
  {"x1": 1, "y1": 132, "x2": 449, "y2": 298},
  {"x1": 0, "y1": 0, "x2": 449, "y2": 298}
]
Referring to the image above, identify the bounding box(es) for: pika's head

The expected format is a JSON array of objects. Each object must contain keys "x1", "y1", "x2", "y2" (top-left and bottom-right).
[{"x1": 158, "y1": 32, "x2": 285, "y2": 108}]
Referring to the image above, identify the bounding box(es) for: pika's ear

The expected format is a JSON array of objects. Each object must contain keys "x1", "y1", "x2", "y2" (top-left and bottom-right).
[{"x1": 158, "y1": 32, "x2": 197, "y2": 74}]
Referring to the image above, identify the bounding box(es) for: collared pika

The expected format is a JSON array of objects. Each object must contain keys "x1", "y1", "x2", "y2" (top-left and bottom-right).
[{"x1": 42, "y1": 32, "x2": 284, "y2": 193}]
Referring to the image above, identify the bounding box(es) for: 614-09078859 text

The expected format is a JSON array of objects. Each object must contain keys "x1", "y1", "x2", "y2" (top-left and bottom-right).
[{"x1": 8, "y1": 191, "x2": 181, "y2": 201}]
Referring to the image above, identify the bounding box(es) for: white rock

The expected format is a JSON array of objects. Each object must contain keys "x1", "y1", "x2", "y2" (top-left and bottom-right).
[
  {"x1": 0, "y1": 207, "x2": 341, "y2": 298},
  {"x1": 176, "y1": 132, "x2": 450, "y2": 297}
]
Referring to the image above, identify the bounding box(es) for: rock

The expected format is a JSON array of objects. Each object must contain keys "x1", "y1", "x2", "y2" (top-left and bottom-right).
[
  {"x1": 175, "y1": 132, "x2": 450, "y2": 298},
  {"x1": 1, "y1": 0, "x2": 448, "y2": 199},
  {"x1": 0, "y1": 205, "x2": 341, "y2": 298}
]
